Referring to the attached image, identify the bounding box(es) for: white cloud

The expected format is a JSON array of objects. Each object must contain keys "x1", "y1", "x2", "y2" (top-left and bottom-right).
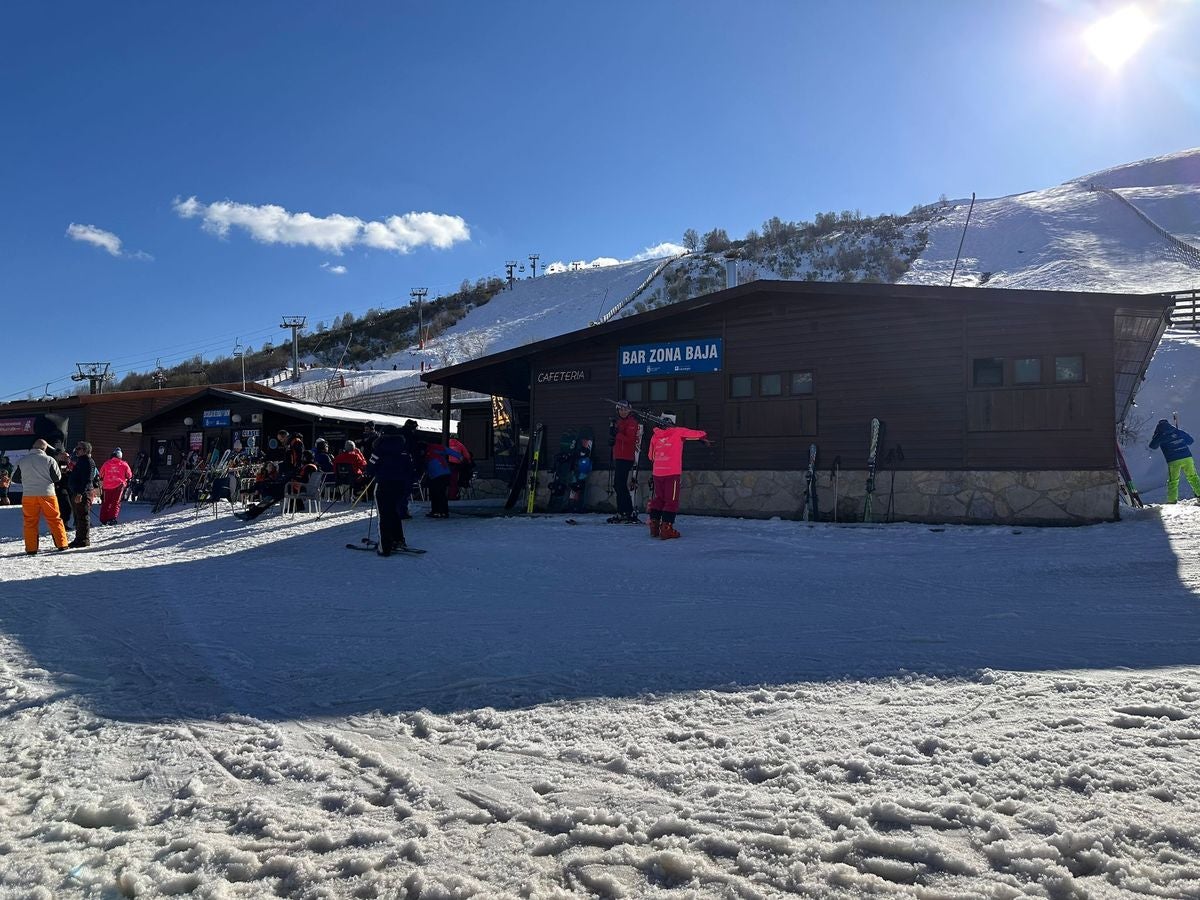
[
  {"x1": 174, "y1": 196, "x2": 470, "y2": 255},
  {"x1": 66, "y1": 223, "x2": 123, "y2": 256},
  {"x1": 66, "y1": 223, "x2": 154, "y2": 261},
  {"x1": 543, "y1": 241, "x2": 687, "y2": 274},
  {"x1": 321, "y1": 262, "x2": 348, "y2": 275}
]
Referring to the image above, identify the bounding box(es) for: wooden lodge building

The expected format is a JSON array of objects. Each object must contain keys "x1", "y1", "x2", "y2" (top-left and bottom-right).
[{"x1": 422, "y1": 280, "x2": 1174, "y2": 525}]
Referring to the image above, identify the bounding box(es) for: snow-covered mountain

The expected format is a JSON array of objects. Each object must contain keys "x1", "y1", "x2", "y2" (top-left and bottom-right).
[{"x1": 282, "y1": 148, "x2": 1200, "y2": 497}]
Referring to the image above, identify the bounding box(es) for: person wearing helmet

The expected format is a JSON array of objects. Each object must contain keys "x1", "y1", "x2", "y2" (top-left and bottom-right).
[
  {"x1": 1149, "y1": 418, "x2": 1200, "y2": 503},
  {"x1": 646, "y1": 412, "x2": 709, "y2": 540}
]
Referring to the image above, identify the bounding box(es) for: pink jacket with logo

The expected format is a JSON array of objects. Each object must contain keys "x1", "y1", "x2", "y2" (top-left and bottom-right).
[
  {"x1": 647, "y1": 426, "x2": 707, "y2": 476},
  {"x1": 100, "y1": 457, "x2": 133, "y2": 491}
]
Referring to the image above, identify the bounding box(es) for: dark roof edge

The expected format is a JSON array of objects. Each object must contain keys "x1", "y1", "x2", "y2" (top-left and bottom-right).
[{"x1": 420, "y1": 279, "x2": 1175, "y2": 386}]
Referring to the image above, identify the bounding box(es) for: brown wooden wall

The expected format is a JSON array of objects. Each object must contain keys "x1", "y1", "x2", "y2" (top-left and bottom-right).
[{"x1": 528, "y1": 288, "x2": 1119, "y2": 472}]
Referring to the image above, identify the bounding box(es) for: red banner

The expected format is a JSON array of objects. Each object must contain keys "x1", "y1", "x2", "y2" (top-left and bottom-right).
[{"x1": 0, "y1": 417, "x2": 36, "y2": 437}]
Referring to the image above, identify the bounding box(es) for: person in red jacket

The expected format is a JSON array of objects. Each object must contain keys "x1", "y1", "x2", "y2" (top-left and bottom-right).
[
  {"x1": 607, "y1": 400, "x2": 642, "y2": 524},
  {"x1": 646, "y1": 413, "x2": 708, "y2": 540}
]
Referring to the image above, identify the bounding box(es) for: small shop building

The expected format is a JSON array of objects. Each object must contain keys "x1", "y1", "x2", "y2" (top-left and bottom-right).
[
  {"x1": 124, "y1": 388, "x2": 451, "y2": 495},
  {"x1": 421, "y1": 280, "x2": 1173, "y2": 525}
]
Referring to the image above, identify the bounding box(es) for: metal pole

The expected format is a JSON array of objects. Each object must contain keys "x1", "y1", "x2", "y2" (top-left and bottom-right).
[{"x1": 948, "y1": 192, "x2": 976, "y2": 287}]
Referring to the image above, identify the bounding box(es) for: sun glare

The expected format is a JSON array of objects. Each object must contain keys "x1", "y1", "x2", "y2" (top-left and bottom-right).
[{"x1": 1083, "y1": 5, "x2": 1155, "y2": 70}]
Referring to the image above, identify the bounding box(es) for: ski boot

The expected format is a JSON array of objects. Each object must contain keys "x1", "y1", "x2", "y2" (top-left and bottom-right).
[
  {"x1": 648, "y1": 518, "x2": 660, "y2": 538},
  {"x1": 659, "y1": 523, "x2": 681, "y2": 540}
]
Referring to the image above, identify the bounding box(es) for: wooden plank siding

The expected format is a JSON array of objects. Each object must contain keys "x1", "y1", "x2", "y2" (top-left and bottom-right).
[{"x1": 525, "y1": 287, "x2": 1128, "y2": 473}]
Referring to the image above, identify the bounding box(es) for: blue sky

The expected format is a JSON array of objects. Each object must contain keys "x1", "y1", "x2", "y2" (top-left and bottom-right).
[{"x1": 2, "y1": 1, "x2": 1197, "y2": 400}]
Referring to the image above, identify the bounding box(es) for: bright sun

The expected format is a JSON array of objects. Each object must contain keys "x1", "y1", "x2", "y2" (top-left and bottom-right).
[{"x1": 1083, "y1": 5, "x2": 1155, "y2": 70}]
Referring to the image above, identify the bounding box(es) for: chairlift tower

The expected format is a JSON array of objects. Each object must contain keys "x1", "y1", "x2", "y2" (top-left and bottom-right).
[
  {"x1": 505, "y1": 261, "x2": 518, "y2": 290},
  {"x1": 280, "y1": 316, "x2": 306, "y2": 382},
  {"x1": 528, "y1": 253, "x2": 539, "y2": 278},
  {"x1": 410, "y1": 288, "x2": 428, "y2": 348},
  {"x1": 71, "y1": 362, "x2": 113, "y2": 395}
]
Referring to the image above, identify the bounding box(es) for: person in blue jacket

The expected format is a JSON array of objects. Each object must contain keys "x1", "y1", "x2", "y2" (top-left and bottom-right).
[{"x1": 1149, "y1": 418, "x2": 1200, "y2": 503}]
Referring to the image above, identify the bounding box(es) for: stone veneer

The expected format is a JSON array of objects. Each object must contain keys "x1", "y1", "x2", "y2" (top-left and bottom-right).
[{"x1": 478, "y1": 470, "x2": 1119, "y2": 525}]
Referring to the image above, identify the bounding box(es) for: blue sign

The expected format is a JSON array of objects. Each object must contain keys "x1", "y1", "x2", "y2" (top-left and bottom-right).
[
  {"x1": 619, "y1": 338, "x2": 723, "y2": 377},
  {"x1": 202, "y1": 409, "x2": 231, "y2": 427}
]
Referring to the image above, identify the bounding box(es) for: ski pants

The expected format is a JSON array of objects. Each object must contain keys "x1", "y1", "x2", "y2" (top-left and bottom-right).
[
  {"x1": 71, "y1": 495, "x2": 91, "y2": 545},
  {"x1": 614, "y1": 458, "x2": 634, "y2": 517},
  {"x1": 1166, "y1": 456, "x2": 1200, "y2": 503},
  {"x1": 22, "y1": 495, "x2": 69, "y2": 553},
  {"x1": 100, "y1": 486, "x2": 123, "y2": 523},
  {"x1": 428, "y1": 474, "x2": 450, "y2": 516},
  {"x1": 648, "y1": 474, "x2": 681, "y2": 522},
  {"x1": 375, "y1": 480, "x2": 408, "y2": 551}
]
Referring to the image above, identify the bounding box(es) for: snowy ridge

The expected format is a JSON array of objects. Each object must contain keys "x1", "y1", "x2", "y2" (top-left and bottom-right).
[{"x1": 277, "y1": 147, "x2": 1200, "y2": 412}]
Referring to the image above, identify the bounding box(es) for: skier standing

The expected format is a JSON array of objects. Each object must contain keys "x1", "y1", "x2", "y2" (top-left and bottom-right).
[
  {"x1": 646, "y1": 413, "x2": 709, "y2": 540},
  {"x1": 607, "y1": 400, "x2": 641, "y2": 523},
  {"x1": 1149, "y1": 418, "x2": 1200, "y2": 503},
  {"x1": 99, "y1": 448, "x2": 133, "y2": 525},
  {"x1": 366, "y1": 424, "x2": 414, "y2": 555}
]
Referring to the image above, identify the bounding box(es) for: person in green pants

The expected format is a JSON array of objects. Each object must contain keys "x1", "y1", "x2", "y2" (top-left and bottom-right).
[{"x1": 1149, "y1": 418, "x2": 1200, "y2": 503}]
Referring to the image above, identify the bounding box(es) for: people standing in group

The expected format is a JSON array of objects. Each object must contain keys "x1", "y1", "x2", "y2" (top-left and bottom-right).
[
  {"x1": 13, "y1": 439, "x2": 70, "y2": 555},
  {"x1": 424, "y1": 440, "x2": 462, "y2": 518},
  {"x1": 366, "y1": 424, "x2": 416, "y2": 555},
  {"x1": 0, "y1": 452, "x2": 12, "y2": 505},
  {"x1": 607, "y1": 400, "x2": 642, "y2": 524},
  {"x1": 67, "y1": 441, "x2": 97, "y2": 548},
  {"x1": 646, "y1": 413, "x2": 709, "y2": 540},
  {"x1": 99, "y1": 448, "x2": 133, "y2": 525},
  {"x1": 1150, "y1": 418, "x2": 1200, "y2": 503}
]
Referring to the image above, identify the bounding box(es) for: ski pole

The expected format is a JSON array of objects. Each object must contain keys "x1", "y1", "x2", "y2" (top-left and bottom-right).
[
  {"x1": 830, "y1": 456, "x2": 841, "y2": 523},
  {"x1": 364, "y1": 495, "x2": 376, "y2": 544}
]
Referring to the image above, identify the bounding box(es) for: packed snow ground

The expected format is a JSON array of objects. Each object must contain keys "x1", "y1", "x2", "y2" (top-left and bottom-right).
[{"x1": 2, "y1": 496, "x2": 1199, "y2": 898}]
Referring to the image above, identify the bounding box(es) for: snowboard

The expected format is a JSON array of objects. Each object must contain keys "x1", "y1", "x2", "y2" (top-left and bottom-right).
[
  {"x1": 504, "y1": 424, "x2": 538, "y2": 510},
  {"x1": 802, "y1": 443, "x2": 818, "y2": 521}
]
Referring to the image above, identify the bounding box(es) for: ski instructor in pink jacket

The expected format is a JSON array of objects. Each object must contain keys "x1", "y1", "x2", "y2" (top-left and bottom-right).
[
  {"x1": 646, "y1": 414, "x2": 709, "y2": 540},
  {"x1": 99, "y1": 448, "x2": 133, "y2": 525}
]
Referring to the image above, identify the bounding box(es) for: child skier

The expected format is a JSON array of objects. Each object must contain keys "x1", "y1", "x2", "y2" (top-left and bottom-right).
[
  {"x1": 1149, "y1": 418, "x2": 1200, "y2": 503},
  {"x1": 646, "y1": 413, "x2": 709, "y2": 539}
]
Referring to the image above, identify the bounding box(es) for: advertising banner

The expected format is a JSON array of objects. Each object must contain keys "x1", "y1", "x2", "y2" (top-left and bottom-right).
[
  {"x1": 618, "y1": 338, "x2": 723, "y2": 377},
  {"x1": 202, "y1": 409, "x2": 231, "y2": 427},
  {"x1": 0, "y1": 417, "x2": 36, "y2": 437}
]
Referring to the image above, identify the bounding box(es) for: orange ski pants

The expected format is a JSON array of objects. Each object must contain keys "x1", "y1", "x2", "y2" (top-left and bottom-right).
[{"x1": 22, "y1": 495, "x2": 69, "y2": 553}]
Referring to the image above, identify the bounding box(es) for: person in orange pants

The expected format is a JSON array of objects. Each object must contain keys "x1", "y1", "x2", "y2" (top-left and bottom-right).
[{"x1": 14, "y1": 439, "x2": 69, "y2": 555}]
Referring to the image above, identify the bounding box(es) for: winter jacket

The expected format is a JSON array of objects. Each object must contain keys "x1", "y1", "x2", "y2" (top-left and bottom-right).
[
  {"x1": 100, "y1": 456, "x2": 133, "y2": 491},
  {"x1": 314, "y1": 450, "x2": 335, "y2": 473},
  {"x1": 424, "y1": 443, "x2": 462, "y2": 480},
  {"x1": 1149, "y1": 422, "x2": 1194, "y2": 462},
  {"x1": 13, "y1": 448, "x2": 61, "y2": 497},
  {"x1": 367, "y1": 434, "x2": 415, "y2": 484},
  {"x1": 612, "y1": 415, "x2": 640, "y2": 462},
  {"x1": 333, "y1": 449, "x2": 367, "y2": 475},
  {"x1": 67, "y1": 454, "x2": 97, "y2": 497},
  {"x1": 647, "y1": 426, "x2": 707, "y2": 476}
]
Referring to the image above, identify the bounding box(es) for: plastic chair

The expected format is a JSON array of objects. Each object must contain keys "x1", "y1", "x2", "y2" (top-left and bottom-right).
[
  {"x1": 281, "y1": 472, "x2": 325, "y2": 515},
  {"x1": 333, "y1": 463, "x2": 356, "y2": 502}
]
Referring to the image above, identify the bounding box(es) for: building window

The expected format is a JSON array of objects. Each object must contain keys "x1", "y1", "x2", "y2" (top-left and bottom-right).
[
  {"x1": 730, "y1": 375, "x2": 753, "y2": 398},
  {"x1": 973, "y1": 358, "x2": 1004, "y2": 387},
  {"x1": 624, "y1": 382, "x2": 643, "y2": 403},
  {"x1": 1014, "y1": 357, "x2": 1042, "y2": 385},
  {"x1": 761, "y1": 374, "x2": 782, "y2": 396},
  {"x1": 1055, "y1": 355, "x2": 1084, "y2": 383},
  {"x1": 676, "y1": 379, "x2": 695, "y2": 401},
  {"x1": 649, "y1": 380, "x2": 669, "y2": 403},
  {"x1": 791, "y1": 372, "x2": 814, "y2": 395}
]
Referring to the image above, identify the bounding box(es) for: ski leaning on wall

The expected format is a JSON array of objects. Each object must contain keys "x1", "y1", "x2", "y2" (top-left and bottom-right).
[
  {"x1": 802, "y1": 443, "x2": 819, "y2": 521},
  {"x1": 863, "y1": 418, "x2": 883, "y2": 523},
  {"x1": 1115, "y1": 439, "x2": 1144, "y2": 508}
]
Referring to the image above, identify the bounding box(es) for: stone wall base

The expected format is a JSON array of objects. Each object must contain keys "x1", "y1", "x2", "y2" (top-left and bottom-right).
[{"x1": 577, "y1": 469, "x2": 1119, "y2": 526}]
